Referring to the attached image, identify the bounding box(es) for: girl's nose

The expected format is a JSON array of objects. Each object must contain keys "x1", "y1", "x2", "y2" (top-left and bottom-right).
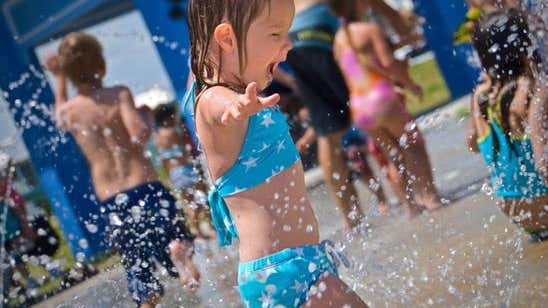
[
  {"x1": 285, "y1": 35, "x2": 293, "y2": 51},
  {"x1": 281, "y1": 36, "x2": 293, "y2": 61}
]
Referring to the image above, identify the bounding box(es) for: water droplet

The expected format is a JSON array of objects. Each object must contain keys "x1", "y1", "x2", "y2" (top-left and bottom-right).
[
  {"x1": 318, "y1": 281, "x2": 327, "y2": 292},
  {"x1": 103, "y1": 128, "x2": 112, "y2": 136},
  {"x1": 76, "y1": 252, "x2": 86, "y2": 262},
  {"x1": 160, "y1": 208, "x2": 169, "y2": 217},
  {"x1": 115, "y1": 193, "x2": 129, "y2": 206},
  {"x1": 488, "y1": 43, "x2": 500, "y2": 54},
  {"x1": 79, "y1": 239, "x2": 89, "y2": 249},
  {"x1": 85, "y1": 223, "x2": 98, "y2": 233}
]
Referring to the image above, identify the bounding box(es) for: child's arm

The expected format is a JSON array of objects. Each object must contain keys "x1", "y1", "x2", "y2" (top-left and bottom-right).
[
  {"x1": 368, "y1": 0, "x2": 422, "y2": 46},
  {"x1": 391, "y1": 59, "x2": 423, "y2": 98},
  {"x1": 296, "y1": 127, "x2": 316, "y2": 154},
  {"x1": 362, "y1": 25, "x2": 422, "y2": 98},
  {"x1": 466, "y1": 116, "x2": 480, "y2": 153},
  {"x1": 528, "y1": 86, "x2": 548, "y2": 182},
  {"x1": 119, "y1": 87, "x2": 152, "y2": 145},
  {"x1": 470, "y1": 80, "x2": 492, "y2": 147},
  {"x1": 199, "y1": 82, "x2": 280, "y2": 126},
  {"x1": 44, "y1": 54, "x2": 68, "y2": 109},
  {"x1": 362, "y1": 23, "x2": 394, "y2": 69}
]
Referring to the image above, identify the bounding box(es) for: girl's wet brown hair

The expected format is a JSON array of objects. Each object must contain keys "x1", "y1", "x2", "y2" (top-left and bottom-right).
[
  {"x1": 472, "y1": 9, "x2": 539, "y2": 154},
  {"x1": 187, "y1": 0, "x2": 271, "y2": 94},
  {"x1": 58, "y1": 32, "x2": 106, "y2": 87}
]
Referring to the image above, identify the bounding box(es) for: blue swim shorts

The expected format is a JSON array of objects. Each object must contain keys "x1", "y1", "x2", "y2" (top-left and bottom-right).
[
  {"x1": 238, "y1": 240, "x2": 348, "y2": 308},
  {"x1": 102, "y1": 181, "x2": 194, "y2": 306}
]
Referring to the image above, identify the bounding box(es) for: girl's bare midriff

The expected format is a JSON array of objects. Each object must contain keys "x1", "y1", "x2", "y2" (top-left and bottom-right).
[{"x1": 224, "y1": 162, "x2": 320, "y2": 262}]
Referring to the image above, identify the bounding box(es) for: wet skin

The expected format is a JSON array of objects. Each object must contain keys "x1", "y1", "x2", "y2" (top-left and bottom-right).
[{"x1": 57, "y1": 86, "x2": 157, "y2": 201}]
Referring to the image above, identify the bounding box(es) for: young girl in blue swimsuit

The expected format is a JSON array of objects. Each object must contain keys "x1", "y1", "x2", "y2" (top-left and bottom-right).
[
  {"x1": 187, "y1": 0, "x2": 367, "y2": 306},
  {"x1": 468, "y1": 9, "x2": 547, "y2": 241}
]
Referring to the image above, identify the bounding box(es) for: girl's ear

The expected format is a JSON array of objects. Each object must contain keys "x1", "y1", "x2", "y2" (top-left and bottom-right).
[{"x1": 214, "y1": 22, "x2": 236, "y2": 54}]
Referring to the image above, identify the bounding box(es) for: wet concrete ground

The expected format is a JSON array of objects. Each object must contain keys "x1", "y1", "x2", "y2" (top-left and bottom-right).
[{"x1": 35, "y1": 101, "x2": 548, "y2": 307}]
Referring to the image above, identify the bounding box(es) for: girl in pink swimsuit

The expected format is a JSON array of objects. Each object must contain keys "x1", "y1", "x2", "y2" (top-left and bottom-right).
[{"x1": 327, "y1": 0, "x2": 442, "y2": 216}]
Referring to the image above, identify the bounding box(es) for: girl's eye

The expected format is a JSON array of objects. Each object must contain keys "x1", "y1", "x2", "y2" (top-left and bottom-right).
[{"x1": 271, "y1": 33, "x2": 281, "y2": 37}]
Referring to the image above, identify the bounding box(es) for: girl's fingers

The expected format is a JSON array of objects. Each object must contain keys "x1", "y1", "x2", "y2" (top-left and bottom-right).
[
  {"x1": 231, "y1": 107, "x2": 243, "y2": 121},
  {"x1": 245, "y1": 82, "x2": 258, "y2": 103},
  {"x1": 221, "y1": 111, "x2": 230, "y2": 125},
  {"x1": 221, "y1": 106, "x2": 243, "y2": 125},
  {"x1": 259, "y1": 93, "x2": 281, "y2": 107}
]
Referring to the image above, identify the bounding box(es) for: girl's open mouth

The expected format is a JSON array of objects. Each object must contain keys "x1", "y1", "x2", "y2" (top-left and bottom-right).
[{"x1": 268, "y1": 62, "x2": 278, "y2": 77}]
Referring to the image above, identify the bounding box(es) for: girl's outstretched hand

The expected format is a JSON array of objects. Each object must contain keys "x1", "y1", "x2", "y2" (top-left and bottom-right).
[{"x1": 221, "y1": 82, "x2": 280, "y2": 125}]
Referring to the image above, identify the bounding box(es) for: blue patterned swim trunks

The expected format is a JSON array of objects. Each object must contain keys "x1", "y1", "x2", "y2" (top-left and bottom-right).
[{"x1": 238, "y1": 240, "x2": 348, "y2": 308}]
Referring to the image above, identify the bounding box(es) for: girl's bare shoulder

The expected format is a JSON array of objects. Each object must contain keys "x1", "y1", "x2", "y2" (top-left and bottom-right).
[{"x1": 196, "y1": 85, "x2": 238, "y2": 126}]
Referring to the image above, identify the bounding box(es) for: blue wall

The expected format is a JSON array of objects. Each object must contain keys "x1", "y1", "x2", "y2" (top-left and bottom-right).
[
  {"x1": 133, "y1": 0, "x2": 190, "y2": 101},
  {"x1": 132, "y1": 0, "x2": 195, "y2": 134},
  {"x1": 414, "y1": 0, "x2": 480, "y2": 98}
]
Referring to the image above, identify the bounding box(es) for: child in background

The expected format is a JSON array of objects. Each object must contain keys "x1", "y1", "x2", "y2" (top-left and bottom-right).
[
  {"x1": 327, "y1": 0, "x2": 442, "y2": 218},
  {"x1": 46, "y1": 32, "x2": 200, "y2": 307},
  {"x1": 153, "y1": 104, "x2": 214, "y2": 238},
  {"x1": 341, "y1": 128, "x2": 411, "y2": 215},
  {"x1": 187, "y1": 0, "x2": 367, "y2": 306},
  {"x1": 293, "y1": 107, "x2": 400, "y2": 215},
  {"x1": 468, "y1": 9, "x2": 547, "y2": 241}
]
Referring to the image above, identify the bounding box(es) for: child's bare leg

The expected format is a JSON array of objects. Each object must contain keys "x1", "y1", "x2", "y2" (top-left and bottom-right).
[
  {"x1": 169, "y1": 240, "x2": 200, "y2": 293},
  {"x1": 318, "y1": 131, "x2": 363, "y2": 232},
  {"x1": 372, "y1": 129, "x2": 422, "y2": 218},
  {"x1": 187, "y1": 184, "x2": 215, "y2": 238},
  {"x1": 379, "y1": 101, "x2": 441, "y2": 211},
  {"x1": 353, "y1": 149, "x2": 390, "y2": 214},
  {"x1": 500, "y1": 196, "x2": 548, "y2": 233},
  {"x1": 185, "y1": 205, "x2": 200, "y2": 235},
  {"x1": 383, "y1": 159, "x2": 422, "y2": 218},
  {"x1": 304, "y1": 274, "x2": 368, "y2": 307},
  {"x1": 403, "y1": 129, "x2": 442, "y2": 211},
  {"x1": 140, "y1": 294, "x2": 161, "y2": 308}
]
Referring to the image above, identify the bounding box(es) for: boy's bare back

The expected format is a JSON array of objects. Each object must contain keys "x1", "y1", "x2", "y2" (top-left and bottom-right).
[{"x1": 57, "y1": 86, "x2": 157, "y2": 200}]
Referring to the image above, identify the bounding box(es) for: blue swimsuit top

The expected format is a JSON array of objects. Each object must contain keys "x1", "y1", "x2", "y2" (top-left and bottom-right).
[
  {"x1": 289, "y1": 3, "x2": 340, "y2": 50},
  {"x1": 477, "y1": 117, "x2": 548, "y2": 199},
  {"x1": 186, "y1": 82, "x2": 301, "y2": 246}
]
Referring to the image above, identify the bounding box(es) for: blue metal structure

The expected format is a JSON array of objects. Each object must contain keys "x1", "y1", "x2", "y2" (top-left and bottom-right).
[
  {"x1": 414, "y1": 0, "x2": 480, "y2": 98},
  {"x1": 0, "y1": 0, "x2": 478, "y2": 260}
]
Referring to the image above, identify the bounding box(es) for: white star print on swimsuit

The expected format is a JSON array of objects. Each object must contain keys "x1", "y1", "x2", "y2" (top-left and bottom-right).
[{"x1": 238, "y1": 241, "x2": 344, "y2": 308}]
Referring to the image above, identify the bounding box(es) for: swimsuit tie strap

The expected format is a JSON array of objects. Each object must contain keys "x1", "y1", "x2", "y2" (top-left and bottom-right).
[
  {"x1": 322, "y1": 240, "x2": 351, "y2": 269},
  {"x1": 208, "y1": 188, "x2": 238, "y2": 247}
]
